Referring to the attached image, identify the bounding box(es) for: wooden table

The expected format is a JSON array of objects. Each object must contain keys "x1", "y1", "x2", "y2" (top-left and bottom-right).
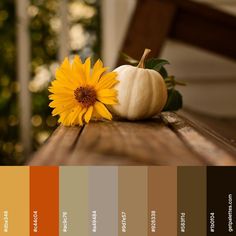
[{"x1": 28, "y1": 112, "x2": 236, "y2": 166}]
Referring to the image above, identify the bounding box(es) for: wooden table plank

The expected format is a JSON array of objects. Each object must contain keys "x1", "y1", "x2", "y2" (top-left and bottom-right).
[
  {"x1": 161, "y1": 112, "x2": 236, "y2": 165},
  {"x1": 56, "y1": 118, "x2": 203, "y2": 165},
  {"x1": 28, "y1": 126, "x2": 82, "y2": 165},
  {"x1": 29, "y1": 118, "x2": 205, "y2": 165},
  {"x1": 28, "y1": 112, "x2": 236, "y2": 166},
  {"x1": 179, "y1": 109, "x2": 236, "y2": 147}
]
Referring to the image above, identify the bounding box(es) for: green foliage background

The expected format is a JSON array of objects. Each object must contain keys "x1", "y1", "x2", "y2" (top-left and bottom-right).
[{"x1": 0, "y1": 0, "x2": 100, "y2": 165}]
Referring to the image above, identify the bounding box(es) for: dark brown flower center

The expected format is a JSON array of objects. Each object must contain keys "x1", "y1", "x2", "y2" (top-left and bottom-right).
[{"x1": 74, "y1": 86, "x2": 97, "y2": 108}]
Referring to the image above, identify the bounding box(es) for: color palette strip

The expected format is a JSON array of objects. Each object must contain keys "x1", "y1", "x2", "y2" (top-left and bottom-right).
[{"x1": 0, "y1": 166, "x2": 236, "y2": 236}]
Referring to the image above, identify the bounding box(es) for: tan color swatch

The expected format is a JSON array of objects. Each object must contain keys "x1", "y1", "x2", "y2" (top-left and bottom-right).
[
  {"x1": 118, "y1": 166, "x2": 148, "y2": 236},
  {"x1": 0, "y1": 167, "x2": 29, "y2": 236}
]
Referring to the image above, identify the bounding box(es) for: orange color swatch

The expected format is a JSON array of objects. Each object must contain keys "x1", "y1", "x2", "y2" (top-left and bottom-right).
[{"x1": 30, "y1": 166, "x2": 59, "y2": 236}]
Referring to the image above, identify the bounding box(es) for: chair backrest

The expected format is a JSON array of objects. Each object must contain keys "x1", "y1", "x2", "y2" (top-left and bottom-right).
[{"x1": 118, "y1": 0, "x2": 236, "y2": 65}]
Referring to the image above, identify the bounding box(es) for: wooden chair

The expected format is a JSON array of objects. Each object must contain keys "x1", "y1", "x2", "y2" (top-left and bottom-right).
[{"x1": 118, "y1": 0, "x2": 236, "y2": 64}]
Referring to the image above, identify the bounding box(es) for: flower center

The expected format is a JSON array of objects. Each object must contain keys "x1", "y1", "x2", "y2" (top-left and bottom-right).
[{"x1": 74, "y1": 86, "x2": 97, "y2": 108}]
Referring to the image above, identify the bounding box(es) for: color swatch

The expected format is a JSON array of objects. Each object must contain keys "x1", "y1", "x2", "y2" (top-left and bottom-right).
[
  {"x1": 178, "y1": 167, "x2": 206, "y2": 236},
  {"x1": 60, "y1": 167, "x2": 88, "y2": 236},
  {"x1": 0, "y1": 166, "x2": 235, "y2": 236},
  {"x1": 207, "y1": 167, "x2": 236, "y2": 236},
  {"x1": 30, "y1": 166, "x2": 59, "y2": 236},
  {"x1": 89, "y1": 166, "x2": 117, "y2": 236},
  {"x1": 119, "y1": 167, "x2": 147, "y2": 236},
  {"x1": 148, "y1": 166, "x2": 177, "y2": 236},
  {"x1": 0, "y1": 167, "x2": 29, "y2": 236}
]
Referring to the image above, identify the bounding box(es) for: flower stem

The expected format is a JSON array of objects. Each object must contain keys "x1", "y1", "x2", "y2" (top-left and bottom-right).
[{"x1": 137, "y1": 48, "x2": 151, "y2": 68}]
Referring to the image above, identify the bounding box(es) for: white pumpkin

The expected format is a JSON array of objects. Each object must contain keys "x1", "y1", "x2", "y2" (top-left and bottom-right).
[{"x1": 111, "y1": 49, "x2": 167, "y2": 120}]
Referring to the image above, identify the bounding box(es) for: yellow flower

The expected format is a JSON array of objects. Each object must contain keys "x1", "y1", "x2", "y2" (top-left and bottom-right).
[{"x1": 49, "y1": 56, "x2": 118, "y2": 126}]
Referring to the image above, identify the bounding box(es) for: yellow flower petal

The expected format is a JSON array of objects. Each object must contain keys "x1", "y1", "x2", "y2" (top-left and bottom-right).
[
  {"x1": 74, "y1": 55, "x2": 82, "y2": 64},
  {"x1": 59, "y1": 58, "x2": 77, "y2": 84},
  {"x1": 97, "y1": 97, "x2": 118, "y2": 105},
  {"x1": 64, "y1": 110, "x2": 76, "y2": 126},
  {"x1": 93, "y1": 59, "x2": 103, "y2": 74},
  {"x1": 49, "y1": 101, "x2": 74, "y2": 109},
  {"x1": 49, "y1": 95, "x2": 74, "y2": 103},
  {"x1": 53, "y1": 72, "x2": 76, "y2": 90},
  {"x1": 60, "y1": 106, "x2": 81, "y2": 126},
  {"x1": 49, "y1": 56, "x2": 118, "y2": 126},
  {"x1": 58, "y1": 110, "x2": 71, "y2": 125},
  {"x1": 52, "y1": 102, "x2": 80, "y2": 116},
  {"x1": 78, "y1": 108, "x2": 87, "y2": 126},
  {"x1": 97, "y1": 89, "x2": 117, "y2": 98},
  {"x1": 89, "y1": 67, "x2": 107, "y2": 85},
  {"x1": 56, "y1": 67, "x2": 79, "y2": 88},
  {"x1": 50, "y1": 80, "x2": 74, "y2": 90},
  {"x1": 84, "y1": 57, "x2": 91, "y2": 82},
  {"x1": 72, "y1": 56, "x2": 86, "y2": 85},
  {"x1": 84, "y1": 106, "x2": 93, "y2": 123},
  {"x1": 66, "y1": 106, "x2": 82, "y2": 126},
  {"x1": 94, "y1": 101, "x2": 112, "y2": 120},
  {"x1": 92, "y1": 108, "x2": 101, "y2": 119},
  {"x1": 96, "y1": 71, "x2": 118, "y2": 89},
  {"x1": 61, "y1": 57, "x2": 71, "y2": 70},
  {"x1": 97, "y1": 79, "x2": 118, "y2": 90},
  {"x1": 89, "y1": 59, "x2": 107, "y2": 84},
  {"x1": 48, "y1": 87, "x2": 74, "y2": 97}
]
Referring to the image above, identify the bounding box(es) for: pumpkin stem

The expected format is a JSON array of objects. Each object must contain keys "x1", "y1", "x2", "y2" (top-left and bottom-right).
[{"x1": 137, "y1": 48, "x2": 151, "y2": 68}]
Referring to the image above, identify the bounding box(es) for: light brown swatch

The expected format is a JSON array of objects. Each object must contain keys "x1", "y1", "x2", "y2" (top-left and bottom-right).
[
  {"x1": 118, "y1": 166, "x2": 148, "y2": 236},
  {"x1": 148, "y1": 166, "x2": 177, "y2": 236}
]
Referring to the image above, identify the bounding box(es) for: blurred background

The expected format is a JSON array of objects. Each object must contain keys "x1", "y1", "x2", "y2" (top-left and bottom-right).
[
  {"x1": 0, "y1": 0, "x2": 100, "y2": 164},
  {"x1": 0, "y1": 0, "x2": 236, "y2": 164}
]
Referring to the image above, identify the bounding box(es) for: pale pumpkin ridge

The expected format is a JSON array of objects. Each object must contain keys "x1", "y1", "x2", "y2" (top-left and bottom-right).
[
  {"x1": 146, "y1": 70, "x2": 155, "y2": 117},
  {"x1": 126, "y1": 67, "x2": 139, "y2": 119},
  {"x1": 154, "y1": 73, "x2": 164, "y2": 114},
  {"x1": 161, "y1": 77, "x2": 168, "y2": 109},
  {"x1": 154, "y1": 71, "x2": 164, "y2": 116},
  {"x1": 146, "y1": 71, "x2": 153, "y2": 117},
  {"x1": 159, "y1": 74, "x2": 167, "y2": 111},
  {"x1": 118, "y1": 66, "x2": 134, "y2": 116},
  {"x1": 132, "y1": 69, "x2": 151, "y2": 118}
]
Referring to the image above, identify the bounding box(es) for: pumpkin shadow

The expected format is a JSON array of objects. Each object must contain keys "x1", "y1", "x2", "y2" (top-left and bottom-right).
[{"x1": 112, "y1": 114, "x2": 163, "y2": 124}]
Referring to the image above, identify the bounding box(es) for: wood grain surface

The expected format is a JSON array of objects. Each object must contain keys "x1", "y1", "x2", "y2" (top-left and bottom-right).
[
  {"x1": 28, "y1": 112, "x2": 236, "y2": 166},
  {"x1": 161, "y1": 112, "x2": 236, "y2": 166}
]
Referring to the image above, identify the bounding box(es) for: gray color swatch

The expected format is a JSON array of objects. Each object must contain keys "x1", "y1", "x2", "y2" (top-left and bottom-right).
[{"x1": 89, "y1": 166, "x2": 118, "y2": 236}]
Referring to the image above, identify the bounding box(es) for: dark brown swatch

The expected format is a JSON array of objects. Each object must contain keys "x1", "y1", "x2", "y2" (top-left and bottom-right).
[
  {"x1": 207, "y1": 167, "x2": 236, "y2": 235},
  {"x1": 178, "y1": 167, "x2": 207, "y2": 236}
]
